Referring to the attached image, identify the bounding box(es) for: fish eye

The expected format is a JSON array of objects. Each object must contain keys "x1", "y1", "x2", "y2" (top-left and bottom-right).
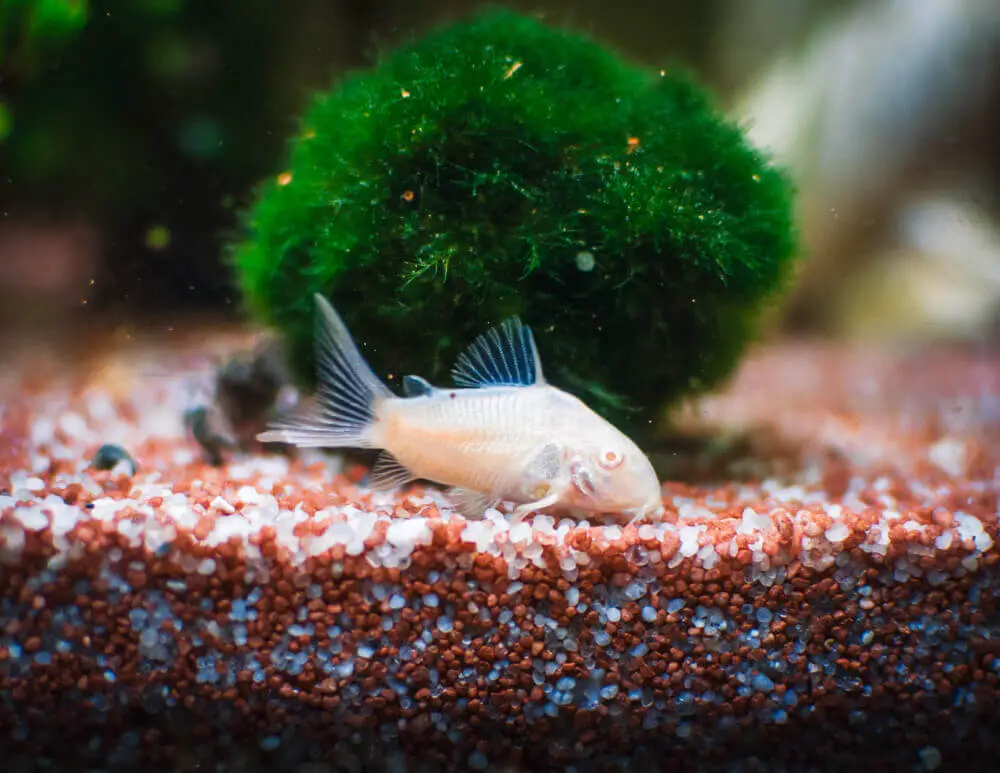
[{"x1": 598, "y1": 448, "x2": 623, "y2": 470}]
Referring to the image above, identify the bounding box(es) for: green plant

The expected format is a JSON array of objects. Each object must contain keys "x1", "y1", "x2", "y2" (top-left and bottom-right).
[
  {"x1": 0, "y1": 0, "x2": 89, "y2": 70},
  {"x1": 233, "y1": 8, "x2": 798, "y2": 434}
]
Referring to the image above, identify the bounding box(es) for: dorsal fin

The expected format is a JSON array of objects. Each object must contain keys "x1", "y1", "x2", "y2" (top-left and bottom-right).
[
  {"x1": 451, "y1": 317, "x2": 545, "y2": 389},
  {"x1": 402, "y1": 374, "x2": 434, "y2": 397}
]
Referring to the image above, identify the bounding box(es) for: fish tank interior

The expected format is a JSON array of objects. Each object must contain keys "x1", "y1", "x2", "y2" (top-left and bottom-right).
[{"x1": 2, "y1": 1, "x2": 1000, "y2": 772}]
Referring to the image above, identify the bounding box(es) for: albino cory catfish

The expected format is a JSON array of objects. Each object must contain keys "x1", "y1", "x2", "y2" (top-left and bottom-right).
[{"x1": 258, "y1": 294, "x2": 664, "y2": 523}]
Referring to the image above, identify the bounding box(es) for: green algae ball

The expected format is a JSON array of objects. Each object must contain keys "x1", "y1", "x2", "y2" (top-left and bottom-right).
[{"x1": 232, "y1": 9, "x2": 798, "y2": 434}]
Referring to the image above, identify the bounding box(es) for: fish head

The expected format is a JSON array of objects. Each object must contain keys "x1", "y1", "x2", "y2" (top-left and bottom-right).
[{"x1": 567, "y1": 433, "x2": 663, "y2": 521}]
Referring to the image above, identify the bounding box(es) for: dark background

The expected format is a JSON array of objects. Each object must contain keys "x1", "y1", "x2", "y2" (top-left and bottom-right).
[
  {"x1": 0, "y1": 0, "x2": 736, "y2": 316},
  {"x1": 1, "y1": 0, "x2": 998, "y2": 345}
]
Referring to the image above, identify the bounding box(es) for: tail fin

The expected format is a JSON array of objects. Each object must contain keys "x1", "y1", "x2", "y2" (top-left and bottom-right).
[{"x1": 257, "y1": 294, "x2": 393, "y2": 449}]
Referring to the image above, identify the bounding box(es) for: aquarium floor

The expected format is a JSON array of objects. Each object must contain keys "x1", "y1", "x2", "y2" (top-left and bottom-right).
[{"x1": 1, "y1": 333, "x2": 999, "y2": 773}]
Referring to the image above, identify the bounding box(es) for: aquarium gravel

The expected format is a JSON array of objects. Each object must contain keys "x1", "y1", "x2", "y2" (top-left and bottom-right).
[{"x1": 1, "y1": 338, "x2": 999, "y2": 772}]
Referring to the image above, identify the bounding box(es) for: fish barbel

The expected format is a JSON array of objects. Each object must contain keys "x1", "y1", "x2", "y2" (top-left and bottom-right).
[{"x1": 258, "y1": 294, "x2": 664, "y2": 522}]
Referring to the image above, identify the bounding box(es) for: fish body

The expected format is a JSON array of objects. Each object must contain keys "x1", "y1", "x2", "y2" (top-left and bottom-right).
[{"x1": 259, "y1": 294, "x2": 663, "y2": 522}]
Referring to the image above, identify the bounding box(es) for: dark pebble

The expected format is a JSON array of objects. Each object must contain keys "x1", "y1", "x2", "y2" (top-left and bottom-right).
[
  {"x1": 89, "y1": 444, "x2": 137, "y2": 474},
  {"x1": 183, "y1": 405, "x2": 235, "y2": 466}
]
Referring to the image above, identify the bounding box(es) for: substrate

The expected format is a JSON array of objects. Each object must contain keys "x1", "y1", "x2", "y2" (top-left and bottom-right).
[{"x1": 1, "y1": 338, "x2": 999, "y2": 772}]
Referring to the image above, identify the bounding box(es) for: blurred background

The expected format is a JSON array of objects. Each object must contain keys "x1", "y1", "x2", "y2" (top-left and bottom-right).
[{"x1": 2, "y1": 0, "x2": 999, "y2": 360}]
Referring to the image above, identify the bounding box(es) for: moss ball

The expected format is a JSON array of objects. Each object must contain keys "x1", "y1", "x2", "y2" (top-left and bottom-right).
[{"x1": 232, "y1": 9, "x2": 798, "y2": 434}]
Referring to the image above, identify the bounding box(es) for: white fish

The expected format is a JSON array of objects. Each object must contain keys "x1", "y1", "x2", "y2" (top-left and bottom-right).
[{"x1": 258, "y1": 294, "x2": 664, "y2": 523}]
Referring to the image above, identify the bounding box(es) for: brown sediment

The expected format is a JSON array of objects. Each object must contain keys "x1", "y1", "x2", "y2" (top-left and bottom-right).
[{"x1": 0, "y1": 339, "x2": 999, "y2": 772}]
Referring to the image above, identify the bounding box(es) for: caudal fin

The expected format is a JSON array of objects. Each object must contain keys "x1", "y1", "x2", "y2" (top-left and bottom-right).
[{"x1": 257, "y1": 294, "x2": 393, "y2": 449}]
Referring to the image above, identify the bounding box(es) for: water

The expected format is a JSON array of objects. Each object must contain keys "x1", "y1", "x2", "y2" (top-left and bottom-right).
[{"x1": 1, "y1": 3, "x2": 998, "y2": 772}]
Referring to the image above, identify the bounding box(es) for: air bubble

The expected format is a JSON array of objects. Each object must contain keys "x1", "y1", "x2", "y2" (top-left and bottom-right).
[{"x1": 575, "y1": 251, "x2": 595, "y2": 271}]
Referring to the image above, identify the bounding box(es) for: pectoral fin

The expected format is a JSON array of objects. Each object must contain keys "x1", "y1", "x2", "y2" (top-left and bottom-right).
[
  {"x1": 511, "y1": 488, "x2": 563, "y2": 523},
  {"x1": 508, "y1": 443, "x2": 570, "y2": 522},
  {"x1": 369, "y1": 450, "x2": 414, "y2": 490},
  {"x1": 448, "y1": 487, "x2": 497, "y2": 519}
]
